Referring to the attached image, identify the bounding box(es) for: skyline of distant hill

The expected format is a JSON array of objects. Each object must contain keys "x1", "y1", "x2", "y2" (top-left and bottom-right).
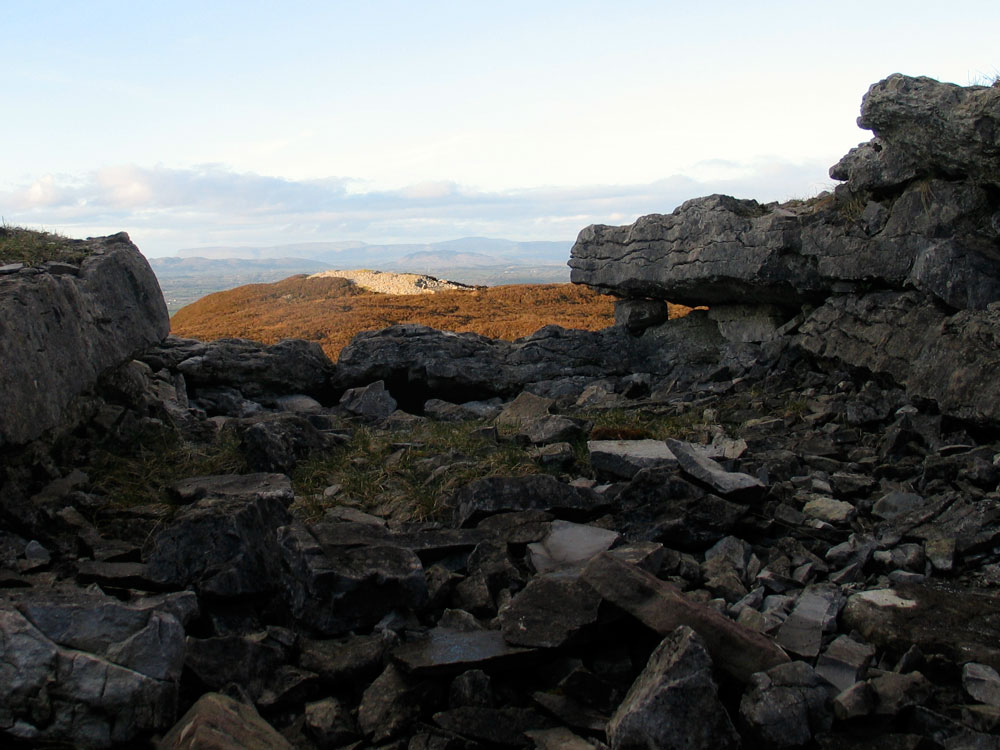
[{"x1": 152, "y1": 236, "x2": 574, "y2": 313}]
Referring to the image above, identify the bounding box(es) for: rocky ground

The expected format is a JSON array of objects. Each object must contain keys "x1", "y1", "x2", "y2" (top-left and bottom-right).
[{"x1": 1, "y1": 73, "x2": 1000, "y2": 749}]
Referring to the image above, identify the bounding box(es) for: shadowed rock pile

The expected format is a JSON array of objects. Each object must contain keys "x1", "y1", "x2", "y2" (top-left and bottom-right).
[{"x1": 2, "y1": 74, "x2": 1000, "y2": 749}]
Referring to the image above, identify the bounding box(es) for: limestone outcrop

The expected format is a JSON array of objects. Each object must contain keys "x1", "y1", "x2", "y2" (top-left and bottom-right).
[
  {"x1": 0, "y1": 233, "x2": 168, "y2": 447},
  {"x1": 570, "y1": 73, "x2": 1000, "y2": 423}
]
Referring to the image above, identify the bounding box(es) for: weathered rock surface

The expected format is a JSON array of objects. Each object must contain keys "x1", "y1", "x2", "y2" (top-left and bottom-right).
[
  {"x1": 571, "y1": 75, "x2": 1000, "y2": 314},
  {"x1": 607, "y1": 626, "x2": 740, "y2": 750},
  {"x1": 159, "y1": 692, "x2": 293, "y2": 749},
  {"x1": 0, "y1": 233, "x2": 168, "y2": 447},
  {"x1": 831, "y1": 74, "x2": 1000, "y2": 190}
]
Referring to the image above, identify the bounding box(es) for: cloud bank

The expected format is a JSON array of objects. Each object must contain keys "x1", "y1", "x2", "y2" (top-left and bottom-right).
[{"x1": 2, "y1": 159, "x2": 840, "y2": 256}]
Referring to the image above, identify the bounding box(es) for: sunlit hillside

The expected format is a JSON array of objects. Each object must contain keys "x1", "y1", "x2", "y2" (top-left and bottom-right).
[{"x1": 169, "y1": 274, "x2": 634, "y2": 360}]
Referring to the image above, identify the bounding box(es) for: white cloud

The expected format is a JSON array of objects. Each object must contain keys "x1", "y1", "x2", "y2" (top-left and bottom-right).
[{"x1": 1, "y1": 157, "x2": 839, "y2": 255}]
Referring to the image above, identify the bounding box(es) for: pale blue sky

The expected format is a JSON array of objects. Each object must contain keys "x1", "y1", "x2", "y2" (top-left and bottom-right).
[{"x1": 3, "y1": 1, "x2": 998, "y2": 256}]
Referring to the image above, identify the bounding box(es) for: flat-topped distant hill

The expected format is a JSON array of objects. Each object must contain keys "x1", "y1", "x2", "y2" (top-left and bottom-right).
[
  {"x1": 169, "y1": 272, "x2": 622, "y2": 360},
  {"x1": 152, "y1": 237, "x2": 574, "y2": 313}
]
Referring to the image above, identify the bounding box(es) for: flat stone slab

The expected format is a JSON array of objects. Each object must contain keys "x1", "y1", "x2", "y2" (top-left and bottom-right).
[
  {"x1": 588, "y1": 439, "x2": 678, "y2": 479},
  {"x1": 582, "y1": 552, "x2": 788, "y2": 682},
  {"x1": 170, "y1": 473, "x2": 294, "y2": 504},
  {"x1": 392, "y1": 627, "x2": 534, "y2": 676},
  {"x1": 842, "y1": 583, "x2": 1000, "y2": 672},
  {"x1": 665, "y1": 439, "x2": 765, "y2": 501}
]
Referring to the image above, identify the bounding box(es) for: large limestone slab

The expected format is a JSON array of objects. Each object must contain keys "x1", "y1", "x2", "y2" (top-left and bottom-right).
[
  {"x1": 582, "y1": 552, "x2": 789, "y2": 682},
  {"x1": 570, "y1": 76, "x2": 1000, "y2": 312},
  {"x1": 0, "y1": 233, "x2": 168, "y2": 447}
]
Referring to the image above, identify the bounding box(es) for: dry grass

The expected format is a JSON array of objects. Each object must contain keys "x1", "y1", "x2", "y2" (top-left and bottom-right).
[
  {"x1": 0, "y1": 224, "x2": 87, "y2": 266},
  {"x1": 291, "y1": 421, "x2": 537, "y2": 522},
  {"x1": 170, "y1": 276, "x2": 620, "y2": 360}
]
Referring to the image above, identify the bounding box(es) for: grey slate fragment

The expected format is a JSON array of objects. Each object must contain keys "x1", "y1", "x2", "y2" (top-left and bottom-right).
[
  {"x1": 775, "y1": 585, "x2": 844, "y2": 658},
  {"x1": 665, "y1": 438, "x2": 765, "y2": 501},
  {"x1": 588, "y1": 439, "x2": 678, "y2": 479},
  {"x1": 393, "y1": 627, "x2": 534, "y2": 676},
  {"x1": 607, "y1": 626, "x2": 741, "y2": 750}
]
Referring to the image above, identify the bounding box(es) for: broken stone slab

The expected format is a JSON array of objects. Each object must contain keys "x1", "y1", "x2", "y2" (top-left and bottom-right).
[
  {"x1": 815, "y1": 635, "x2": 877, "y2": 693},
  {"x1": 159, "y1": 692, "x2": 294, "y2": 750},
  {"x1": 169, "y1": 472, "x2": 294, "y2": 505},
  {"x1": 144, "y1": 491, "x2": 291, "y2": 598},
  {"x1": 452, "y1": 474, "x2": 607, "y2": 528},
  {"x1": 527, "y1": 520, "x2": 621, "y2": 574},
  {"x1": 160, "y1": 335, "x2": 335, "y2": 400},
  {"x1": 582, "y1": 552, "x2": 789, "y2": 682},
  {"x1": 739, "y1": 660, "x2": 834, "y2": 748},
  {"x1": 392, "y1": 627, "x2": 535, "y2": 677},
  {"x1": 802, "y1": 497, "x2": 857, "y2": 525},
  {"x1": 1, "y1": 594, "x2": 182, "y2": 748},
  {"x1": 588, "y1": 439, "x2": 678, "y2": 480},
  {"x1": 358, "y1": 664, "x2": 441, "y2": 743},
  {"x1": 607, "y1": 625, "x2": 741, "y2": 750},
  {"x1": 433, "y1": 706, "x2": 557, "y2": 747},
  {"x1": 796, "y1": 291, "x2": 1000, "y2": 423},
  {"x1": 499, "y1": 570, "x2": 604, "y2": 648},
  {"x1": 303, "y1": 696, "x2": 360, "y2": 748},
  {"x1": 521, "y1": 415, "x2": 585, "y2": 445},
  {"x1": 280, "y1": 523, "x2": 428, "y2": 636},
  {"x1": 665, "y1": 439, "x2": 765, "y2": 501},
  {"x1": 963, "y1": 662, "x2": 1000, "y2": 707},
  {"x1": 339, "y1": 379, "x2": 397, "y2": 419},
  {"x1": 775, "y1": 585, "x2": 844, "y2": 659},
  {"x1": 496, "y1": 391, "x2": 555, "y2": 429},
  {"x1": 842, "y1": 584, "x2": 1000, "y2": 671}
]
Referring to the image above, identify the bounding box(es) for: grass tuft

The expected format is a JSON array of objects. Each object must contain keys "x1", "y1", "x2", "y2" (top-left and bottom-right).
[
  {"x1": 0, "y1": 223, "x2": 87, "y2": 266},
  {"x1": 291, "y1": 421, "x2": 537, "y2": 523}
]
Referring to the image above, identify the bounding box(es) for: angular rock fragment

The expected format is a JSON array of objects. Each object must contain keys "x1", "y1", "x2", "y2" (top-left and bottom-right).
[
  {"x1": 588, "y1": 439, "x2": 678, "y2": 479},
  {"x1": 583, "y1": 553, "x2": 789, "y2": 682},
  {"x1": 500, "y1": 570, "x2": 603, "y2": 648},
  {"x1": 159, "y1": 692, "x2": 293, "y2": 750},
  {"x1": 964, "y1": 662, "x2": 1000, "y2": 707},
  {"x1": 843, "y1": 585, "x2": 1000, "y2": 670},
  {"x1": 666, "y1": 439, "x2": 765, "y2": 501},
  {"x1": 145, "y1": 491, "x2": 291, "y2": 598},
  {"x1": 339, "y1": 379, "x2": 397, "y2": 419},
  {"x1": 740, "y1": 660, "x2": 833, "y2": 747},
  {"x1": 358, "y1": 664, "x2": 440, "y2": 743},
  {"x1": 452, "y1": 474, "x2": 606, "y2": 527},
  {"x1": 393, "y1": 627, "x2": 534, "y2": 676},
  {"x1": 775, "y1": 585, "x2": 844, "y2": 658},
  {"x1": 607, "y1": 626, "x2": 740, "y2": 750},
  {"x1": 280, "y1": 523, "x2": 427, "y2": 635}
]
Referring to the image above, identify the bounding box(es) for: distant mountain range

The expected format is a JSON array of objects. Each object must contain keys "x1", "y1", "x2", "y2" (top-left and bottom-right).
[{"x1": 152, "y1": 237, "x2": 574, "y2": 314}]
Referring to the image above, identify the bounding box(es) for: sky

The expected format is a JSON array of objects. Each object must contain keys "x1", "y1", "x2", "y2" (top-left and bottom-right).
[{"x1": 2, "y1": 1, "x2": 999, "y2": 257}]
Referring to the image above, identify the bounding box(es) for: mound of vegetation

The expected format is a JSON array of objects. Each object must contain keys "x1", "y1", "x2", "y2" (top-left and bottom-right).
[
  {"x1": 0, "y1": 225, "x2": 87, "y2": 265},
  {"x1": 170, "y1": 274, "x2": 629, "y2": 359}
]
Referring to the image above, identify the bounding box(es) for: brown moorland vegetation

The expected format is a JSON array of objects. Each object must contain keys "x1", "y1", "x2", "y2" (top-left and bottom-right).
[{"x1": 171, "y1": 274, "x2": 660, "y2": 360}]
